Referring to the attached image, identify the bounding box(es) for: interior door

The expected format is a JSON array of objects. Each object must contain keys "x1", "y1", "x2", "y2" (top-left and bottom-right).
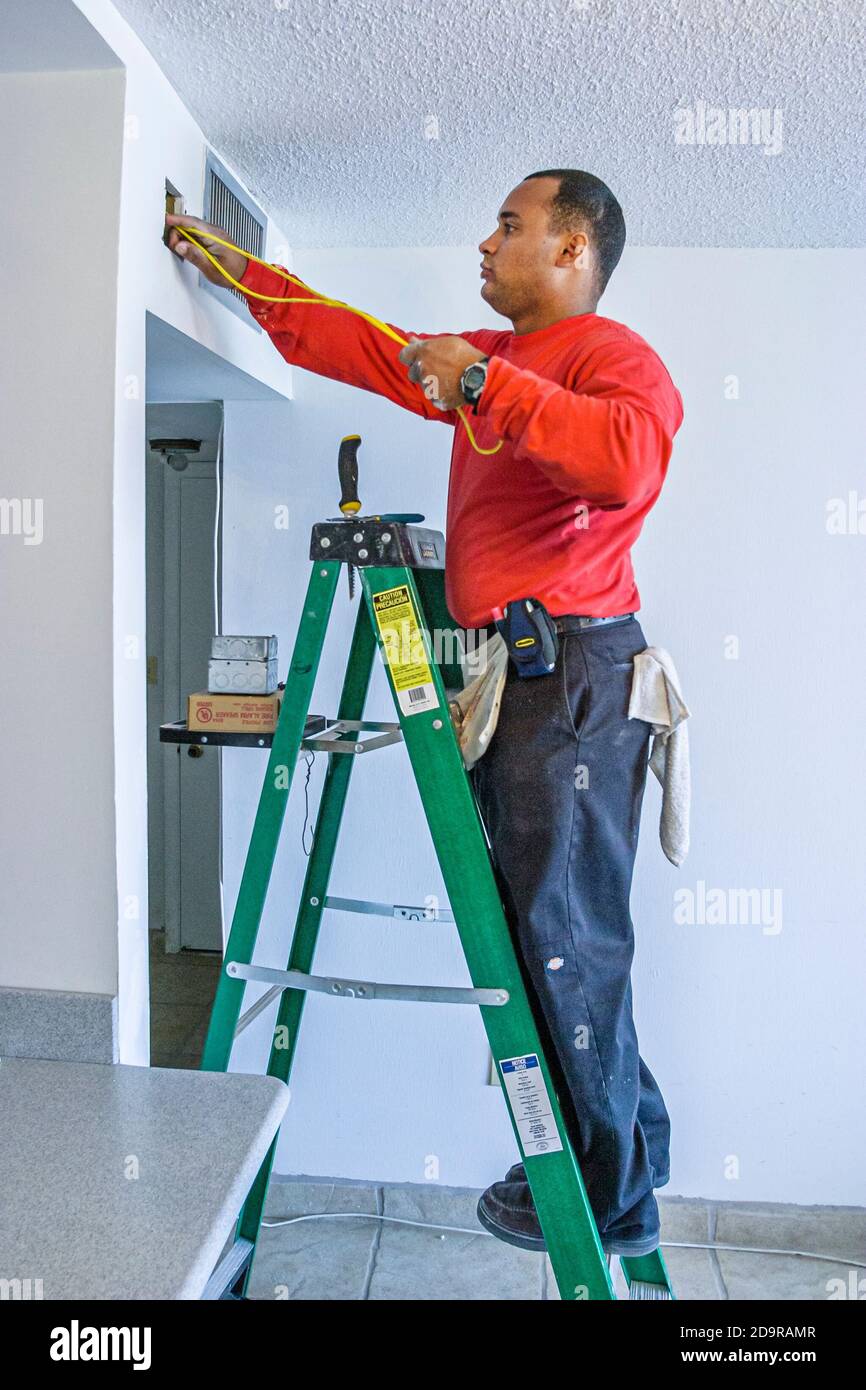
[{"x1": 162, "y1": 454, "x2": 224, "y2": 953}]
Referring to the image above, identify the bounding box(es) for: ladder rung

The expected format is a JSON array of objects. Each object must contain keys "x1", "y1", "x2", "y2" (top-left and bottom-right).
[
  {"x1": 324, "y1": 895, "x2": 456, "y2": 923},
  {"x1": 226, "y1": 961, "x2": 508, "y2": 1007},
  {"x1": 200, "y1": 1237, "x2": 254, "y2": 1300},
  {"x1": 233, "y1": 901, "x2": 461, "y2": 1034}
]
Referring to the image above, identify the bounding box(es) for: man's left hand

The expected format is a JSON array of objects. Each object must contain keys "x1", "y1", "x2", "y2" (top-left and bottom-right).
[{"x1": 398, "y1": 336, "x2": 487, "y2": 411}]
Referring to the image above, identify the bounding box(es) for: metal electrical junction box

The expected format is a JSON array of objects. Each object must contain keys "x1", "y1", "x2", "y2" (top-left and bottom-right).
[
  {"x1": 211, "y1": 635, "x2": 278, "y2": 661},
  {"x1": 208, "y1": 658, "x2": 279, "y2": 694},
  {"x1": 309, "y1": 519, "x2": 445, "y2": 570},
  {"x1": 208, "y1": 635, "x2": 279, "y2": 694}
]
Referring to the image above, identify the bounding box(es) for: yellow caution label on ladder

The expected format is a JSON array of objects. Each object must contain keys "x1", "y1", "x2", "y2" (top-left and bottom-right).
[{"x1": 372, "y1": 585, "x2": 439, "y2": 716}]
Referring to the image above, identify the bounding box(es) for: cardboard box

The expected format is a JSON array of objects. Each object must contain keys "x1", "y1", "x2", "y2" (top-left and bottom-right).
[{"x1": 187, "y1": 685, "x2": 285, "y2": 734}]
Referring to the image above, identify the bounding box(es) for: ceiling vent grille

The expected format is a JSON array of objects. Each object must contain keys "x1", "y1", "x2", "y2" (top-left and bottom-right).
[{"x1": 200, "y1": 151, "x2": 267, "y2": 329}]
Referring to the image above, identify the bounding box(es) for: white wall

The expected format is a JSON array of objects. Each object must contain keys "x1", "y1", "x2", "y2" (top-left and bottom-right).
[
  {"x1": 219, "y1": 242, "x2": 866, "y2": 1204},
  {"x1": 0, "y1": 0, "x2": 294, "y2": 1065},
  {"x1": 0, "y1": 66, "x2": 124, "y2": 998},
  {"x1": 72, "y1": 0, "x2": 296, "y2": 1064}
]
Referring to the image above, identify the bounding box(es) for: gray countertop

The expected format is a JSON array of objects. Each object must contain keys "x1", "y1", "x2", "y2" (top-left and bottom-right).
[{"x1": 0, "y1": 1057, "x2": 289, "y2": 1300}]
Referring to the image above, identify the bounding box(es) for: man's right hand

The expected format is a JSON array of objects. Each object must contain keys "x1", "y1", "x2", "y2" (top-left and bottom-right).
[{"x1": 164, "y1": 213, "x2": 248, "y2": 287}]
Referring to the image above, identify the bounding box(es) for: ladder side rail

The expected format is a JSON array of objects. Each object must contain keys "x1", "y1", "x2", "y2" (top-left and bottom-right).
[
  {"x1": 359, "y1": 564, "x2": 616, "y2": 1301},
  {"x1": 233, "y1": 595, "x2": 379, "y2": 1268}
]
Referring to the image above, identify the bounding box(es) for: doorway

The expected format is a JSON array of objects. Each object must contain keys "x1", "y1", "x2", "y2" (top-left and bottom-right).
[
  {"x1": 146, "y1": 401, "x2": 224, "y2": 1066},
  {"x1": 147, "y1": 401, "x2": 225, "y2": 954}
]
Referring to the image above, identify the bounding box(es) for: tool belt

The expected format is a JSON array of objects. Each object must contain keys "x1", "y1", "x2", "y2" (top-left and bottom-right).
[{"x1": 485, "y1": 602, "x2": 635, "y2": 679}]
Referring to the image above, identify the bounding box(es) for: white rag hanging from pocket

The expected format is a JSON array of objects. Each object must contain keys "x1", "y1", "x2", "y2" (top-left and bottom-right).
[
  {"x1": 447, "y1": 631, "x2": 509, "y2": 771},
  {"x1": 627, "y1": 646, "x2": 691, "y2": 866}
]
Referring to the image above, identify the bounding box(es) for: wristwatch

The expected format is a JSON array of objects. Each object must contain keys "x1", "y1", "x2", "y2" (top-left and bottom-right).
[{"x1": 460, "y1": 356, "x2": 490, "y2": 412}]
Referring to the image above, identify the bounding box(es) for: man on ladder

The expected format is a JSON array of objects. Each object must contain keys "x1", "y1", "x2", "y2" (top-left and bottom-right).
[{"x1": 166, "y1": 168, "x2": 684, "y2": 1262}]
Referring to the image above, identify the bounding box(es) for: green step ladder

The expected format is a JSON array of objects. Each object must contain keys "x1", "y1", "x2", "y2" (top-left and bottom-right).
[{"x1": 199, "y1": 504, "x2": 674, "y2": 1303}]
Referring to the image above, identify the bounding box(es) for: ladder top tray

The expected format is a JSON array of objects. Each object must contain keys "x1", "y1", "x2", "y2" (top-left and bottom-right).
[
  {"x1": 310, "y1": 517, "x2": 444, "y2": 569},
  {"x1": 159, "y1": 715, "x2": 327, "y2": 749}
]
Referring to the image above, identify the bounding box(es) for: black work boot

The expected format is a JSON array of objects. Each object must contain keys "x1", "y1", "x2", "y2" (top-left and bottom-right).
[
  {"x1": 477, "y1": 1164, "x2": 660, "y2": 1258},
  {"x1": 476, "y1": 1163, "x2": 545, "y2": 1252}
]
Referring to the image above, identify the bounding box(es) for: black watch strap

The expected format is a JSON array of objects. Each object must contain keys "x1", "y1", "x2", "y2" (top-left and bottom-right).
[{"x1": 461, "y1": 355, "x2": 490, "y2": 410}]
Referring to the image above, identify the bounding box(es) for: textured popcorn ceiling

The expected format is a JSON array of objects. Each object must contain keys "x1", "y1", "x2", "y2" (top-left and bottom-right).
[{"x1": 113, "y1": 0, "x2": 864, "y2": 248}]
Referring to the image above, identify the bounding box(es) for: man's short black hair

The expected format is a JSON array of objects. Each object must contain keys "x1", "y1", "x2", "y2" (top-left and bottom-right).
[{"x1": 523, "y1": 169, "x2": 626, "y2": 296}]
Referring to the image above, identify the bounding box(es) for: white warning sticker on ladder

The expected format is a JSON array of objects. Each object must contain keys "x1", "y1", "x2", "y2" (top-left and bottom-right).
[
  {"x1": 396, "y1": 682, "x2": 438, "y2": 715},
  {"x1": 499, "y1": 1054, "x2": 564, "y2": 1156}
]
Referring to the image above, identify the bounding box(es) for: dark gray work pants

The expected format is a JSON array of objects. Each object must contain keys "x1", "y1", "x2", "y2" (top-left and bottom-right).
[{"x1": 469, "y1": 615, "x2": 671, "y2": 1246}]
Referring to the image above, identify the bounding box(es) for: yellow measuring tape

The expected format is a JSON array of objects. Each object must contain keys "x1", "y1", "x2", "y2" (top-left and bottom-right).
[{"x1": 176, "y1": 226, "x2": 503, "y2": 457}]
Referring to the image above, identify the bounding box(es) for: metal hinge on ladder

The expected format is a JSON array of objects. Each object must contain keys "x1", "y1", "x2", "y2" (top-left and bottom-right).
[{"x1": 302, "y1": 718, "x2": 402, "y2": 755}]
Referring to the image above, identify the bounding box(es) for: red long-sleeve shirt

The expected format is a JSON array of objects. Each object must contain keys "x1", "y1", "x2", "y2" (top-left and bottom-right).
[{"x1": 240, "y1": 258, "x2": 684, "y2": 629}]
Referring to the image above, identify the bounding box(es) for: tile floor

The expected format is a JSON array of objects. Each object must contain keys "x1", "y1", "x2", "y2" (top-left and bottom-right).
[
  {"x1": 149, "y1": 929, "x2": 221, "y2": 1068},
  {"x1": 149, "y1": 934, "x2": 865, "y2": 1301},
  {"x1": 246, "y1": 1179, "x2": 865, "y2": 1301}
]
